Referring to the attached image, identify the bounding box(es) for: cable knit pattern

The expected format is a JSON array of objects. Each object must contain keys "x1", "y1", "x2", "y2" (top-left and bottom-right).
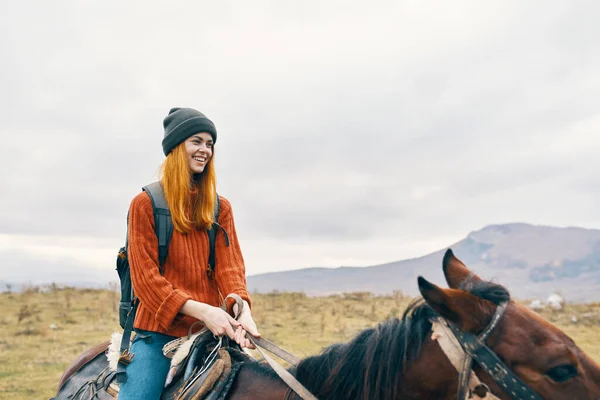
[{"x1": 127, "y1": 191, "x2": 251, "y2": 337}]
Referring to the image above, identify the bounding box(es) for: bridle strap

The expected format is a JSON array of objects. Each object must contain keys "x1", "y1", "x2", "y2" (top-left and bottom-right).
[
  {"x1": 458, "y1": 302, "x2": 506, "y2": 399},
  {"x1": 432, "y1": 319, "x2": 500, "y2": 399},
  {"x1": 447, "y1": 302, "x2": 544, "y2": 400},
  {"x1": 479, "y1": 302, "x2": 508, "y2": 341},
  {"x1": 457, "y1": 344, "x2": 475, "y2": 399}
]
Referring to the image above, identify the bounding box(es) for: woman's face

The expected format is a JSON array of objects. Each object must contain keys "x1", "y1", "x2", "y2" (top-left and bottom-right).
[{"x1": 184, "y1": 132, "x2": 213, "y2": 174}]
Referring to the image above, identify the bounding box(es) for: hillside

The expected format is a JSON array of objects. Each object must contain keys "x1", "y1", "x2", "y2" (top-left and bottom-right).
[{"x1": 247, "y1": 223, "x2": 600, "y2": 302}]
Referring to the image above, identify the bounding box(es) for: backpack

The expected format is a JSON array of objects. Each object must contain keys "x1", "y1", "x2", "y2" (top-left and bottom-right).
[{"x1": 114, "y1": 181, "x2": 221, "y2": 382}]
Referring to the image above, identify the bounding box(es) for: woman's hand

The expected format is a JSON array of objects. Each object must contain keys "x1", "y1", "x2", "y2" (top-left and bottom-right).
[
  {"x1": 233, "y1": 300, "x2": 260, "y2": 349},
  {"x1": 180, "y1": 300, "x2": 240, "y2": 340}
]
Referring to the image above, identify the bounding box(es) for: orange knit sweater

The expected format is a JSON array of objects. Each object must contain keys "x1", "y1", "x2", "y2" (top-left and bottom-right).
[{"x1": 127, "y1": 191, "x2": 251, "y2": 338}]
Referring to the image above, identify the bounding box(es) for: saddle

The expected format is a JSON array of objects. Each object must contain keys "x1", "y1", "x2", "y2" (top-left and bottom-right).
[
  {"x1": 53, "y1": 331, "x2": 249, "y2": 400},
  {"x1": 54, "y1": 294, "x2": 252, "y2": 400},
  {"x1": 162, "y1": 326, "x2": 249, "y2": 400}
]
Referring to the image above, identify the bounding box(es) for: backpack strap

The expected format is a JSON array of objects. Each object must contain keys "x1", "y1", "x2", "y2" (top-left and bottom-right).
[
  {"x1": 116, "y1": 298, "x2": 137, "y2": 383},
  {"x1": 138, "y1": 182, "x2": 225, "y2": 273},
  {"x1": 142, "y1": 181, "x2": 173, "y2": 272},
  {"x1": 118, "y1": 182, "x2": 173, "y2": 383},
  {"x1": 207, "y1": 194, "x2": 221, "y2": 275}
]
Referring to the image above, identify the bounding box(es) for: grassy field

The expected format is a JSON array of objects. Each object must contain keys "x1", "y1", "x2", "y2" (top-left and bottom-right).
[{"x1": 1, "y1": 288, "x2": 599, "y2": 399}]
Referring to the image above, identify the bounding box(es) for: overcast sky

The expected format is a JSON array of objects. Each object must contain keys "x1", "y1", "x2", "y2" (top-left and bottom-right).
[{"x1": 2, "y1": 1, "x2": 600, "y2": 285}]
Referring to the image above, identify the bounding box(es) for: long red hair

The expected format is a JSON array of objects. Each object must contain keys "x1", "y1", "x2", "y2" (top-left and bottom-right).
[{"x1": 159, "y1": 143, "x2": 217, "y2": 233}]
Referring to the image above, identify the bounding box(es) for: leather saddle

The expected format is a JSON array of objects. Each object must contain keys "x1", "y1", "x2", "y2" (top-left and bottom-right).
[{"x1": 52, "y1": 332, "x2": 249, "y2": 400}]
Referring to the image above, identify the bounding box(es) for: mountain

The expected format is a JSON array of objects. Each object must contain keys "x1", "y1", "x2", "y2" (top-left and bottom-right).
[{"x1": 247, "y1": 223, "x2": 600, "y2": 302}]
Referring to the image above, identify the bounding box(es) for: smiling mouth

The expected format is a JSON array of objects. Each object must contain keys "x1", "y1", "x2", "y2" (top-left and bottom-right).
[{"x1": 193, "y1": 156, "x2": 206, "y2": 163}]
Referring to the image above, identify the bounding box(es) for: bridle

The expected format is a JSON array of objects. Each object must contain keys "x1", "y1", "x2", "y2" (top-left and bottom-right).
[
  {"x1": 235, "y1": 295, "x2": 545, "y2": 400},
  {"x1": 434, "y1": 301, "x2": 544, "y2": 400}
]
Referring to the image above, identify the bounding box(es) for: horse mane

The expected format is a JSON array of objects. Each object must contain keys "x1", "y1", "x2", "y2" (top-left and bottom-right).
[
  {"x1": 287, "y1": 278, "x2": 510, "y2": 400},
  {"x1": 460, "y1": 279, "x2": 511, "y2": 305}
]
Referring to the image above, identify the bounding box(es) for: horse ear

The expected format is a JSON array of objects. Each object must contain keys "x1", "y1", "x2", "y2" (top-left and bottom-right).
[
  {"x1": 418, "y1": 277, "x2": 460, "y2": 323},
  {"x1": 418, "y1": 276, "x2": 495, "y2": 332},
  {"x1": 443, "y1": 249, "x2": 482, "y2": 289}
]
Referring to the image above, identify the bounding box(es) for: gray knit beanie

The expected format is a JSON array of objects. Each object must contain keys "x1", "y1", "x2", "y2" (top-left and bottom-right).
[{"x1": 162, "y1": 107, "x2": 217, "y2": 156}]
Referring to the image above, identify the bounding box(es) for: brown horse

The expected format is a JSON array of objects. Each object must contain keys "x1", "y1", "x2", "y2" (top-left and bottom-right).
[
  {"x1": 56, "y1": 249, "x2": 600, "y2": 399},
  {"x1": 223, "y1": 250, "x2": 600, "y2": 399}
]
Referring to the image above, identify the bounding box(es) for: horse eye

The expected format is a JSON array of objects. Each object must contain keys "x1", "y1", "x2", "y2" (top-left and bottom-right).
[{"x1": 546, "y1": 364, "x2": 578, "y2": 382}]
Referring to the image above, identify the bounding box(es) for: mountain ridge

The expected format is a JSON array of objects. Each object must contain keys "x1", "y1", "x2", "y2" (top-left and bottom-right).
[{"x1": 247, "y1": 223, "x2": 600, "y2": 302}]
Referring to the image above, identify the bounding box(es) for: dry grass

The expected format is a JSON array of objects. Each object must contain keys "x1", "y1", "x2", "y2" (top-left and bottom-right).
[
  {"x1": 0, "y1": 288, "x2": 599, "y2": 400},
  {"x1": 0, "y1": 288, "x2": 118, "y2": 399}
]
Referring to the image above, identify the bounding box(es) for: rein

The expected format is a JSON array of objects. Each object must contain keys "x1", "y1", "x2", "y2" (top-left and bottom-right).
[
  {"x1": 248, "y1": 336, "x2": 318, "y2": 400},
  {"x1": 225, "y1": 294, "x2": 319, "y2": 400},
  {"x1": 434, "y1": 302, "x2": 543, "y2": 400}
]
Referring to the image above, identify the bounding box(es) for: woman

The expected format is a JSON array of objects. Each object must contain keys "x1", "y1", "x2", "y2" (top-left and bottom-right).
[{"x1": 118, "y1": 107, "x2": 260, "y2": 400}]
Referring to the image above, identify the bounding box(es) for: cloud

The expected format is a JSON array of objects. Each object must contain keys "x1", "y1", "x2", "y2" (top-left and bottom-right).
[
  {"x1": 0, "y1": 247, "x2": 114, "y2": 286},
  {"x1": 1, "y1": 1, "x2": 600, "y2": 279}
]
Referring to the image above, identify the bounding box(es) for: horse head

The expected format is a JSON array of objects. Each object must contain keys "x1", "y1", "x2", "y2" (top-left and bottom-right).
[{"x1": 418, "y1": 249, "x2": 600, "y2": 400}]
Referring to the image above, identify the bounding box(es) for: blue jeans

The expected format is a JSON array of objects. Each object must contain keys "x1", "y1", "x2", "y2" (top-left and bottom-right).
[{"x1": 118, "y1": 329, "x2": 176, "y2": 400}]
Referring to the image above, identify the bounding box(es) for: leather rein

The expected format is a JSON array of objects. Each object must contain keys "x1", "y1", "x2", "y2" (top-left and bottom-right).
[
  {"x1": 226, "y1": 294, "x2": 318, "y2": 400},
  {"x1": 434, "y1": 301, "x2": 544, "y2": 400}
]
